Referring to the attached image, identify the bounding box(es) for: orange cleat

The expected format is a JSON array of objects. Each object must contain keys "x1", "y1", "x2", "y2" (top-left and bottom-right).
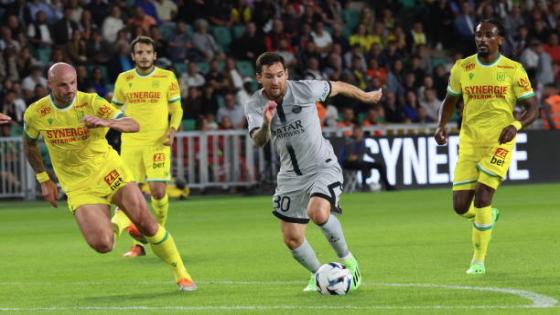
[
  {"x1": 123, "y1": 244, "x2": 146, "y2": 257},
  {"x1": 127, "y1": 224, "x2": 148, "y2": 244},
  {"x1": 177, "y1": 278, "x2": 197, "y2": 292}
]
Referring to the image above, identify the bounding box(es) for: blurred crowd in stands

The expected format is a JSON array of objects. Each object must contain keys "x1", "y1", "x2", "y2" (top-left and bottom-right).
[{"x1": 2, "y1": 0, "x2": 560, "y2": 137}]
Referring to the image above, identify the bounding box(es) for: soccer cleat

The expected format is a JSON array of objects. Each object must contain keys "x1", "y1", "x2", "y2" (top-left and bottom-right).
[
  {"x1": 303, "y1": 273, "x2": 317, "y2": 292},
  {"x1": 342, "y1": 253, "x2": 362, "y2": 290},
  {"x1": 127, "y1": 224, "x2": 148, "y2": 244},
  {"x1": 492, "y1": 207, "x2": 500, "y2": 225},
  {"x1": 466, "y1": 262, "x2": 486, "y2": 275},
  {"x1": 123, "y1": 244, "x2": 146, "y2": 257},
  {"x1": 177, "y1": 278, "x2": 197, "y2": 292}
]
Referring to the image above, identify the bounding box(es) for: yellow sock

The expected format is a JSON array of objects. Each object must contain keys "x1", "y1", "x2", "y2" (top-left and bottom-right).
[
  {"x1": 472, "y1": 205, "x2": 493, "y2": 263},
  {"x1": 111, "y1": 208, "x2": 131, "y2": 237},
  {"x1": 146, "y1": 225, "x2": 192, "y2": 282},
  {"x1": 151, "y1": 194, "x2": 169, "y2": 226},
  {"x1": 462, "y1": 202, "x2": 476, "y2": 221}
]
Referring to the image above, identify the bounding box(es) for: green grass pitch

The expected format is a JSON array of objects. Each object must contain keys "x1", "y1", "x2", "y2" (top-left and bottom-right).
[{"x1": 0, "y1": 183, "x2": 559, "y2": 314}]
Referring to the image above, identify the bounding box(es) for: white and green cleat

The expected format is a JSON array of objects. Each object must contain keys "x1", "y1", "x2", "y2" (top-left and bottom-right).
[
  {"x1": 466, "y1": 262, "x2": 486, "y2": 275},
  {"x1": 303, "y1": 273, "x2": 317, "y2": 292},
  {"x1": 342, "y1": 253, "x2": 362, "y2": 290}
]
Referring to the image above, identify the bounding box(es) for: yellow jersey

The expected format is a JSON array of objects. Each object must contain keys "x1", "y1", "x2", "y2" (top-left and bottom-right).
[
  {"x1": 447, "y1": 53, "x2": 535, "y2": 145},
  {"x1": 24, "y1": 92, "x2": 122, "y2": 192},
  {"x1": 112, "y1": 67, "x2": 181, "y2": 146}
]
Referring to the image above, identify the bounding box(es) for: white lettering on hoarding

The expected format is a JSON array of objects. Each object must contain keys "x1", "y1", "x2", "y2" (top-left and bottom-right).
[{"x1": 362, "y1": 134, "x2": 530, "y2": 186}]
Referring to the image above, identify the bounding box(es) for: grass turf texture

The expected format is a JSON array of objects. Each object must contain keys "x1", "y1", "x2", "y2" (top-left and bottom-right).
[{"x1": 0, "y1": 183, "x2": 559, "y2": 314}]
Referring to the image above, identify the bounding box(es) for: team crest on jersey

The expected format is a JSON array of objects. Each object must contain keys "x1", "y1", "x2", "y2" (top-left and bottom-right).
[
  {"x1": 97, "y1": 105, "x2": 111, "y2": 118},
  {"x1": 38, "y1": 106, "x2": 51, "y2": 117},
  {"x1": 518, "y1": 78, "x2": 529, "y2": 87},
  {"x1": 292, "y1": 105, "x2": 302, "y2": 113},
  {"x1": 47, "y1": 118, "x2": 54, "y2": 125},
  {"x1": 152, "y1": 80, "x2": 160, "y2": 88},
  {"x1": 496, "y1": 72, "x2": 505, "y2": 81},
  {"x1": 469, "y1": 73, "x2": 474, "y2": 80},
  {"x1": 76, "y1": 111, "x2": 84, "y2": 121}
]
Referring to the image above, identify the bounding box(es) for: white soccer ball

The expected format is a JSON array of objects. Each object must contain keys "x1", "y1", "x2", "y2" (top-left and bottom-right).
[{"x1": 315, "y1": 262, "x2": 352, "y2": 295}]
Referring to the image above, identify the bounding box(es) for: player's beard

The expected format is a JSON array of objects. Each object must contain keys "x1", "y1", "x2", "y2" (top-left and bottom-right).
[
  {"x1": 477, "y1": 49, "x2": 489, "y2": 57},
  {"x1": 136, "y1": 61, "x2": 154, "y2": 72},
  {"x1": 53, "y1": 92, "x2": 75, "y2": 107},
  {"x1": 268, "y1": 85, "x2": 285, "y2": 101}
]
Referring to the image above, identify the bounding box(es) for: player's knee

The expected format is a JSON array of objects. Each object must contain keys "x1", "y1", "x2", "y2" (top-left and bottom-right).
[
  {"x1": 307, "y1": 206, "x2": 330, "y2": 224},
  {"x1": 151, "y1": 190, "x2": 166, "y2": 200},
  {"x1": 474, "y1": 186, "x2": 494, "y2": 207},
  {"x1": 89, "y1": 235, "x2": 114, "y2": 254},
  {"x1": 135, "y1": 212, "x2": 159, "y2": 236},
  {"x1": 452, "y1": 200, "x2": 470, "y2": 214},
  {"x1": 283, "y1": 235, "x2": 304, "y2": 250},
  {"x1": 474, "y1": 195, "x2": 492, "y2": 208}
]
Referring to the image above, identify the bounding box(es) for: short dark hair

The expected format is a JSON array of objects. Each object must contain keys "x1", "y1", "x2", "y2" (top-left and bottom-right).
[
  {"x1": 477, "y1": 19, "x2": 505, "y2": 37},
  {"x1": 256, "y1": 52, "x2": 285, "y2": 74},
  {"x1": 130, "y1": 35, "x2": 155, "y2": 52}
]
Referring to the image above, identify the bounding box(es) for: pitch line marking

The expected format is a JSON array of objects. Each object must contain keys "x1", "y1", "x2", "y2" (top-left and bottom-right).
[{"x1": 0, "y1": 281, "x2": 557, "y2": 311}]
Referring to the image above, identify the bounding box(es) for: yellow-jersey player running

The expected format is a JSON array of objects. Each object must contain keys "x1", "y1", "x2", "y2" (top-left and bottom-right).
[
  {"x1": 435, "y1": 19, "x2": 537, "y2": 275},
  {"x1": 23, "y1": 62, "x2": 196, "y2": 291},
  {"x1": 109, "y1": 36, "x2": 183, "y2": 257}
]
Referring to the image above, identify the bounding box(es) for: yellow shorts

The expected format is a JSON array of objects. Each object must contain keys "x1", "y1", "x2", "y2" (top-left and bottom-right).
[
  {"x1": 120, "y1": 144, "x2": 171, "y2": 183},
  {"x1": 452, "y1": 141, "x2": 515, "y2": 191},
  {"x1": 66, "y1": 156, "x2": 132, "y2": 213}
]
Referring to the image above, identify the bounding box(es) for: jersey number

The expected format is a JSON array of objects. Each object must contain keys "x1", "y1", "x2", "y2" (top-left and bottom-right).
[{"x1": 273, "y1": 196, "x2": 291, "y2": 212}]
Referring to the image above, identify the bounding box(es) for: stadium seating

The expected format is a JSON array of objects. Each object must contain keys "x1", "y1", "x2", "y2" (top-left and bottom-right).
[
  {"x1": 216, "y1": 95, "x2": 225, "y2": 108},
  {"x1": 211, "y1": 26, "x2": 232, "y2": 53},
  {"x1": 232, "y1": 25, "x2": 246, "y2": 39},
  {"x1": 174, "y1": 62, "x2": 187, "y2": 76},
  {"x1": 236, "y1": 60, "x2": 254, "y2": 78},
  {"x1": 35, "y1": 48, "x2": 52, "y2": 65},
  {"x1": 159, "y1": 24, "x2": 175, "y2": 41},
  {"x1": 181, "y1": 119, "x2": 197, "y2": 131},
  {"x1": 196, "y1": 61, "x2": 209, "y2": 74},
  {"x1": 340, "y1": 9, "x2": 361, "y2": 33}
]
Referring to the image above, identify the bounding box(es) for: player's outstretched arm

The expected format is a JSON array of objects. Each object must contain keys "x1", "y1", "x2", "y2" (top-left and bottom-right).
[
  {"x1": 329, "y1": 81, "x2": 382, "y2": 104},
  {"x1": 434, "y1": 94, "x2": 461, "y2": 145},
  {"x1": 251, "y1": 101, "x2": 277, "y2": 147},
  {"x1": 23, "y1": 134, "x2": 58, "y2": 207},
  {"x1": 498, "y1": 96, "x2": 537, "y2": 144},
  {"x1": 0, "y1": 113, "x2": 11, "y2": 124},
  {"x1": 83, "y1": 115, "x2": 140, "y2": 133}
]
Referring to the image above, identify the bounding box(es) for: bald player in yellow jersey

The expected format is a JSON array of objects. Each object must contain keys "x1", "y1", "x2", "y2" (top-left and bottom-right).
[
  {"x1": 109, "y1": 36, "x2": 183, "y2": 257},
  {"x1": 23, "y1": 62, "x2": 196, "y2": 291},
  {"x1": 435, "y1": 19, "x2": 537, "y2": 275}
]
